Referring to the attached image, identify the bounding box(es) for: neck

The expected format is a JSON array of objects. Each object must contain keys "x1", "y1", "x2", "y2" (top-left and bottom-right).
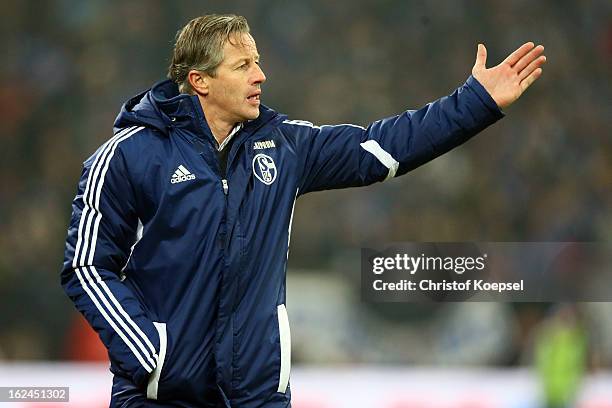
[{"x1": 198, "y1": 96, "x2": 236, "y2": 145}]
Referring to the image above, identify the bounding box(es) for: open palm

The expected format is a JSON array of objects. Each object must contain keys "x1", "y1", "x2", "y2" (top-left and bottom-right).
[{"x1": 472, "y1": 42, "x2": 546, "y2": 109}]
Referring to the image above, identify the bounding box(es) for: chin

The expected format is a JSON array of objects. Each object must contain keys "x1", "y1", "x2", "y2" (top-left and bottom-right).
[{"x1": 245, "y1": 109, "x2": 260, "y2": 120}]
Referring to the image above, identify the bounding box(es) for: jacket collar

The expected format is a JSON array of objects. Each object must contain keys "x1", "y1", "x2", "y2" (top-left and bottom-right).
[{"x1": 150, "y1": 79, "x2": 281, "y2": 144}]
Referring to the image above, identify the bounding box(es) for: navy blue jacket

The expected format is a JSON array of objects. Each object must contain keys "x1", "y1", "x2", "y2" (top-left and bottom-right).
[{"x1": 61, "y1": 77, "x2": 503, "y2": 407}]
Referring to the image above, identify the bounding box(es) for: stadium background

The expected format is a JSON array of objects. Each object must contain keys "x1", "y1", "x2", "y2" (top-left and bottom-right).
[{"x1": 0, "y1": 0, "x2": 610, "y2": 406}]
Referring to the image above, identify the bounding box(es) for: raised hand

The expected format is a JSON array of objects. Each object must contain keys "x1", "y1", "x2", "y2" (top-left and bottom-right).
[{"x1": 472, "y1": 42, "x2": 546, "y2": 109}]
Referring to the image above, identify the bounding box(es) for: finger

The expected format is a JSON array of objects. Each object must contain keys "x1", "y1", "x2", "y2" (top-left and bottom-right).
[
  {"x1": 474, "y1": 43, "x2": 487, "y2": 69},
  {"x1": 503, "y1": 42, "x2": 535, "y2": 66},
  {"x1": 518, "y1": 55, "x2": 547, "y2": 81},
  {"x1": 513, "y1": 44, "x2": 545, "y2": 72},
  {"x1": 520, "y1": 67, "x2": 543, "y2": 92}
]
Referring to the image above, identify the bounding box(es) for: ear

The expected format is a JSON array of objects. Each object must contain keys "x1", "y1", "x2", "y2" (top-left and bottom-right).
[{"x1": 187, "y1": 70, "x2": 209, "y2": 96}]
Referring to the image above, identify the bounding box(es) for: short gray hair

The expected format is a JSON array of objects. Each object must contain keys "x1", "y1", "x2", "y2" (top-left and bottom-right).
[{"x1": 168, "y1": 14, "x2": 250, "y2": 94}]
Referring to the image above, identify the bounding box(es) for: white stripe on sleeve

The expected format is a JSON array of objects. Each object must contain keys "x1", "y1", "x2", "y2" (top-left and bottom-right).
[
  {"x1": 72, "y1": 126, "x2": 159, "y2": 371},
  {"x1": 360, "y1": 140, "x2": 399, "y2": 181}
]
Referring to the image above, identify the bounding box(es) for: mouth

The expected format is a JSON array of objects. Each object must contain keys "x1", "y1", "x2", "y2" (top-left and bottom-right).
[{"x1": 247, "y1": 90, "x2": 261, "y2": 104}]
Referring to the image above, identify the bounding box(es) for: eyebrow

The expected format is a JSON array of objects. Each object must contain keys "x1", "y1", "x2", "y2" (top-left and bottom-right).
[{"x1": 232, "y1": 55, "x2": 260, "y2": 66}]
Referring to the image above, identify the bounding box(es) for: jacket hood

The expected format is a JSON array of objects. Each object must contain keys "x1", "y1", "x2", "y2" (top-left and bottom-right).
[{"x1": 114, "y1": 79, "x2": 281, "y2": 140}]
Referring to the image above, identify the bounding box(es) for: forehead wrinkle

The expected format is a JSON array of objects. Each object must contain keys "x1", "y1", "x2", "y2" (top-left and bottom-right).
[{"x1": 225, "y1": 48, "x2": 260, "y2": 65}]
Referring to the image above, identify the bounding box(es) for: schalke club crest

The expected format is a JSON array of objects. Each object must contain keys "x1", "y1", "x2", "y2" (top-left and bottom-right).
[{"x1": 252, "y1": 154, "x2": 277, "y2": 185}]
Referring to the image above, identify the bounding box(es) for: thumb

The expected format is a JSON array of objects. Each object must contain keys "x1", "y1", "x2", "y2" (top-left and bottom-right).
[{"x1": 474, "y1": 43, "x2": 487, "y2": 70}]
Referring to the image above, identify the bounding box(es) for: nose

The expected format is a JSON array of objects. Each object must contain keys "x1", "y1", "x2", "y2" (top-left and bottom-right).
[{"x1": 252, "y1": 63, "x2": 266, "y2": 85}]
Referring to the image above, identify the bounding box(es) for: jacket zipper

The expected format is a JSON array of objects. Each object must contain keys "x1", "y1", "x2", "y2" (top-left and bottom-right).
[{"x1": 189, "y1": 135, "x2": 233, "y2": 395}]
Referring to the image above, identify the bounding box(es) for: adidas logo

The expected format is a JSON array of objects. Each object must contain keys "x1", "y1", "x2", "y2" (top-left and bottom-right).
[{"x1": 171, "y1": 165, "x2": 196, "y2": 184}]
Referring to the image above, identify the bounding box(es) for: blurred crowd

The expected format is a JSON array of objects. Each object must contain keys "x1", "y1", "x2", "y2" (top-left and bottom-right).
[{"x1": 0, "y1": 0, "x2": 610, "y2": 378}]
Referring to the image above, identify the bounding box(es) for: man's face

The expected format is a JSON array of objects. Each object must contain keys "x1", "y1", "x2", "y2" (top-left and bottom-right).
[{"x1": 204, "y1": 33, "x2": 266, "y2": 123}]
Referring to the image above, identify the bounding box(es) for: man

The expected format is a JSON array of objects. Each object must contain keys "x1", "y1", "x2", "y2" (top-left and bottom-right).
[{"x1": 61, "y1": 14, "x2": 545, "y2": 408}]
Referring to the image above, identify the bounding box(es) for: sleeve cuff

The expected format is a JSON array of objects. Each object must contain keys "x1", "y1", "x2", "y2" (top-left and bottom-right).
[{"x1": 466, "y1": 75, "x2": 505, "y2": 119}]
